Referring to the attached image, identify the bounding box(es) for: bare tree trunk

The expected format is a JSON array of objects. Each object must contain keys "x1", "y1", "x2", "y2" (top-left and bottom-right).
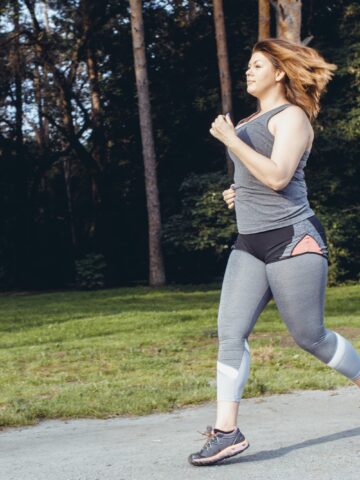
[
  {"x1": 63, "y1": 157, "x2": 77, "y2": 249},
  {"x1": 33, "y1": 1, "x2": 50, "y2": 150},
  {"x1": 258, "y1": 0, "x2": 270, "y2": 40},
  {"x1": 129, "y1": 0, "x2": 166, "y2": 287},
  {"x1": 81, "y1": 0, "x2": 108, "y2": 244},
  {"x1": 42, "y1": 0, "x2": 50, "y2": 31},
  {"x1": 13, "y1": 1, "x2": 23, "y2": 147},
  {"x1": 11, "y1": 0, "x2": 28, "y2": 287},
  {"x1": 42, "y1": 0, "x2": 50, "y2": 142},
  {"x1": 82, "y1": 0, "x2": 107, "y2": 170},
  {"x1": 33, "y1": 65, "x2": 47, "y2": 150},
  {"x1": 212, "y1": 0, "x2": 233, "y2": 177},
  {"x1": 270, "y1": 0, "x2": 302, "y2": 43}
]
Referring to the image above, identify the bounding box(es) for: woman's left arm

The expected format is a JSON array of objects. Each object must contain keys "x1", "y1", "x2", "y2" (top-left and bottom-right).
[{"x1": 210, "y1": 106, "x2": 310, "y2": 191}]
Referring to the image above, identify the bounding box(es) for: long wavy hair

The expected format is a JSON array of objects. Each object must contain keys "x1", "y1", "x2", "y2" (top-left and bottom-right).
[{"x1": 252, "y1": 38, "x2": 337, "y2": 121}]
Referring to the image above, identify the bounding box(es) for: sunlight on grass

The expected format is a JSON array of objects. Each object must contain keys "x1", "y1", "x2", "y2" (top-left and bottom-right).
[{"x1": 0, "y1": 283, "x2": 359, "y2": 427}]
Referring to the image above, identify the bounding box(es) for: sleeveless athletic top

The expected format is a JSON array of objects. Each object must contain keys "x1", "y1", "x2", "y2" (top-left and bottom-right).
[{"x1": 228, "y1": 103, "x2": 315, "y2": 234}]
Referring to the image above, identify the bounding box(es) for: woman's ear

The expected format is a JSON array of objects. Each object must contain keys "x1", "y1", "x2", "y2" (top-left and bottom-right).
[{"x1": 275, "y1": 69, "x2": 286, "y2": 82}]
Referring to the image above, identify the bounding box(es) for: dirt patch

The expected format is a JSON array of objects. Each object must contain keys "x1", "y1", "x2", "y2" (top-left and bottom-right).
[
  {"x1": 250, "y1": 332, "x2": 296, "y2": 347},
  {"x1": 251, "y1": 345, "x2": 275, "y2": 361},
  {"x1": 334, "y1": 327, "x2": 360, "y2": 337}
]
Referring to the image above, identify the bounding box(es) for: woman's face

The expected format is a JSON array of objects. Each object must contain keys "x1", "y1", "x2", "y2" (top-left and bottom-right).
[{"x1": 245, "y1": 51, "x2": 283, "y2": 96}]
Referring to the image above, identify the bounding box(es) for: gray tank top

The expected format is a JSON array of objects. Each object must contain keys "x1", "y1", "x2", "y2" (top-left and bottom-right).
[{"x1": 228, "y1": 103, "x2": 315, "y2": 234}]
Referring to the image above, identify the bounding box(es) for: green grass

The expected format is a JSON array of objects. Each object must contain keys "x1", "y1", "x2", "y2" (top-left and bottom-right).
[{"x1": 0, "y1": 283, "x2": 359, "y2": 428}]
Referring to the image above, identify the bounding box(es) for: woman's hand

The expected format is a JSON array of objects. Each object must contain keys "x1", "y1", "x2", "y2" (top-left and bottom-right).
[
  {"x1": 209, "y1": 113, "x2": 237, "y2": 147},
  {"x1": 222, "y1": 185, "x2": 236, "y2": 209}
]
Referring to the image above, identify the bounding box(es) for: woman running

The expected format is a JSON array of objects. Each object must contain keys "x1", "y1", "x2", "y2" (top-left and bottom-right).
[{"x1": 188, "y1": 38, "x2": 360, "y2": 467}]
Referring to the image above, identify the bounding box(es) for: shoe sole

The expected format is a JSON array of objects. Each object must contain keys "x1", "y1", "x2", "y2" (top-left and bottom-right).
[{"x1": 189, "y1": 438, "x2": 250, "y2": 466}]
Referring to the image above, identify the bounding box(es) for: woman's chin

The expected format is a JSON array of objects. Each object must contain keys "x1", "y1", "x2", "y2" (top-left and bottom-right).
[{"x1": 246, "y1": 87, "x2": 258, "y2": 98}]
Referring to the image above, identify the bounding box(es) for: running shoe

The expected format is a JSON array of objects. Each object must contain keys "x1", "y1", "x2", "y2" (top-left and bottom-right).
[{"x1": 188, "y1": 425, "x2": 249, "y2": 466}]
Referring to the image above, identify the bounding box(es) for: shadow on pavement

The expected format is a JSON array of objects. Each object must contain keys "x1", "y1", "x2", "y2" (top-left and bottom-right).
[{"x1": 226, "y1": 427, "x2": 360, "y2": 465}]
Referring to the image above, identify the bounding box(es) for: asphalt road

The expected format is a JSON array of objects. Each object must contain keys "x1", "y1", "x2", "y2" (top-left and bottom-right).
[{"x1": 0, "y1": 386, "x2": 359, "y2": 480}]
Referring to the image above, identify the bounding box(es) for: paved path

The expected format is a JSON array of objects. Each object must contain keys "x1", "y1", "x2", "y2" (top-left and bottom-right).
[{"x1": 0, "y1": 386, "x2": 359, "y2": 480}]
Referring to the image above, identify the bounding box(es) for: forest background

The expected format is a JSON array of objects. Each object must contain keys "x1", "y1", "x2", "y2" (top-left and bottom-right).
[{"x1": 0, "y1": 0, "x2": 359, "y2": 291}]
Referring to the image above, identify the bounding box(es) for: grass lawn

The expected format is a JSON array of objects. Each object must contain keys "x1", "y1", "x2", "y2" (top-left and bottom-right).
[{"x1": 0, "y1": 283, "x2": 359, "y2": 428}]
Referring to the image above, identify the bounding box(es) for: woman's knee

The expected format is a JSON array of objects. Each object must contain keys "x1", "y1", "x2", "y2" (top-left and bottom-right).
[
  {"x1": 217, "y1": 336, "x2": 249, "y2": 367},
  {"x1": 218, "y1": 334, "x2": 247, "y2": 352},
  {"x1": 291, "y1": 328, "x2": 338, "y2": 364},
  {"x1": 290, "y1": 327, "x2": 328, "y2": 354}
]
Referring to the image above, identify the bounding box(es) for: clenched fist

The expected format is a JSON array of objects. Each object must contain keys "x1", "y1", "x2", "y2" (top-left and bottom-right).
[{"x1": 222, "y1": 184, "x2": 237, "y2": 209}]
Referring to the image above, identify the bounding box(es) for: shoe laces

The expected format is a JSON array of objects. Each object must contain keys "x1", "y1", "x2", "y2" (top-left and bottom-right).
[{"x1": 197, "y1": 425, "x2": 219, "y2": 450}]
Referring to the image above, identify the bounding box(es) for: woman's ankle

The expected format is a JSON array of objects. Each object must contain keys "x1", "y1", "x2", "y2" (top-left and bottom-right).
[{"x1": 214, "y1": 424, "x2": 237, "y2": 432}]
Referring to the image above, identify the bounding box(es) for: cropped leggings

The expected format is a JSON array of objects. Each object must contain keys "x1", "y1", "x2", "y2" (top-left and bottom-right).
[{"x1": 217, "y1": 215, "x2": 360, "y2": 402}]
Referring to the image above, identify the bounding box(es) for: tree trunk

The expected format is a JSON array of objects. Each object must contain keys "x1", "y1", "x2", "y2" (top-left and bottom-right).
[
  {"x1": 13, "y1": 1, "x2": 23, "y2": 147},
  {"x1": 270, "y1": 0, "x2": 302, "y2": 43},
  {"x1": 33, "y1": 65, "x2": 47, "y2": 150},
  {"x1": 42, "y1": 0, "x2": 50, "y2": 32},
  {"x1": 81, "y1": 0, "x2": 108, "y2": 245},
  {"x1": 258, "y1": 0, "x2": 270, "y2": 40},
  {"x1": 212, "y1": 0, "x2": 233, "y2": 177},
  {"x1": 33, "y1": 0, "x2": 50, "y2": 150},
  {"x1": 42, "y1": 0, "x2": 50, "y2": 143},
  {"x1": 63, "y1": 157, "x2": 77, "y2": 249},
  {"x1": 82, "y1": 0, "x2": 107, "y2": 170},
  {"x1": 129, "y1": 0, "x2": 166, "y2": 287},
  {"x1": 12, "y1": 0, "x2": 27, "y2": 287}
]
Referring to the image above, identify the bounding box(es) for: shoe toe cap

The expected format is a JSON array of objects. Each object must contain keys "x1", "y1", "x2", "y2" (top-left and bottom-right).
[{"x1": 188, "y1": 452, "x2": 203, "y2": 465}]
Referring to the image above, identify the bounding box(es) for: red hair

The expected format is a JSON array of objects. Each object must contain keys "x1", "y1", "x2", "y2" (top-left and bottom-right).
[{"x1": 252, "y1": 38, "x2": 337, "y2": 121}]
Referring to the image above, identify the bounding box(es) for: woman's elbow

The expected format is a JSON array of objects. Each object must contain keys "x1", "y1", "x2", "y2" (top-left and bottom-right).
[{"x1": 269, "y1": 177, "x2": 289, "y2": 191}]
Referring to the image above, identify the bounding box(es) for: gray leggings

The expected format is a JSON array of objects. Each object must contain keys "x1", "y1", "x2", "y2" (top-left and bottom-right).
[{"x1": 217, "y1": 250, "x2": 360, "y2": 402}]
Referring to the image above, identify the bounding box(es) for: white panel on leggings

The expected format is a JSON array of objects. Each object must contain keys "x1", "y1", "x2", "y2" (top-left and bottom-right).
[
  {"x1": 236, "y1": 348, "x2": 250, "y2": 387},
  {"x1": 217, "y1": 361, "x2": 238, "y2": 380},
  {"x1": 327, "y1": 332, "x2": 346, "y2": 368}
]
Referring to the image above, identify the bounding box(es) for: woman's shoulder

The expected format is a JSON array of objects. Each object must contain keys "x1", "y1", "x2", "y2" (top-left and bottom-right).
[
  {"x1": 269, "y1": 104, "x2": 314, "y2": 142},
  {"x1": 282, "y1": 104, "x2": 307, "y2": 116},
  {"x1": 271, "y1": 104, "x2": 312, "y2": 128},
  {"x1": 277, "y1": 104, "x2": 314, "y2": 125},
  {"x1": 236, "y1": 103, "x2": 310, "y2": 129}
]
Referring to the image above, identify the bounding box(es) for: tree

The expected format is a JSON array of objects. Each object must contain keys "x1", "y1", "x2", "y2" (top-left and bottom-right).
[
  {"x1": 129, "y1": 0, "x2": 166, "y2": 286},
  {"x1": 270, "y1": 0, "x2": 302, "y2": 43},
  {"x1": 258, "y1": 0, "x2": 270, "y2": 40},
  {"x1": 0, "y1": 0, "x2": 358, "y2": 288},
  {"x1": 213, "y1": 0, "x2": 233, "y2": 176},
  {"x1": 23, "y1": 0, "x2": 107, "y2": 246}
]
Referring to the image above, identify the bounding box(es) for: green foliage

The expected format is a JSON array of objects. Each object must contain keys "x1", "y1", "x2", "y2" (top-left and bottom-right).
[
  {"x1": 75, "y1": 253, "x2": 107, "y2": 290},
  {"x1": 0, "y1": 240, "x2": 14, "y2": 290},
  {"x1": 316, "y1": 207, "x2": 360, "y2": 286},
  {"x1": 163, "y1": 171, "x2": 360, "y2": 285},
  {"x1": 0, "y1": 0, "x2": 360, "y2": 287},
  {"x1": 163, "y1": 171, "x2": 237, "y2": 256}
]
